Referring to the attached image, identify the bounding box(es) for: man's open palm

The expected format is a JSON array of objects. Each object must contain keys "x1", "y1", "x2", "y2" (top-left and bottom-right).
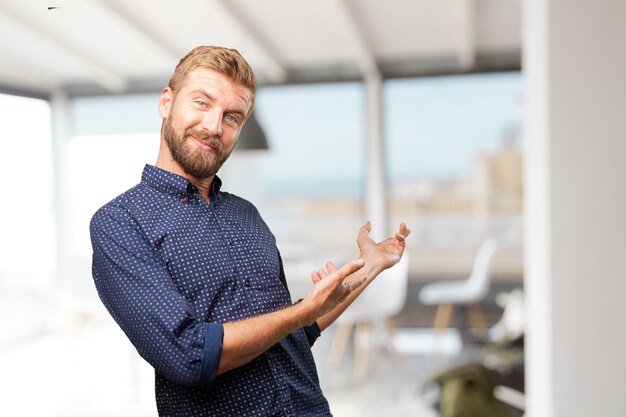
[{"x1": 357, "y1": 221, "x2": 411, "y2": 270}]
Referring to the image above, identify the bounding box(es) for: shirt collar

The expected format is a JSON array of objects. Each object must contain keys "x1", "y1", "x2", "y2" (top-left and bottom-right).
[{"x1": 141, "y1": 164, "x2": 222, "y2": 200}]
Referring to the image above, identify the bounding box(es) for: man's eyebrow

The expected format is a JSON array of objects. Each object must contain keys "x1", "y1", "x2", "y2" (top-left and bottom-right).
[
  {"x1": 190, "y1": 89, "x2": 214, "y2": 100},
  {"x1": 189, "y1": 89, "x2": 248, "y2": 115}
]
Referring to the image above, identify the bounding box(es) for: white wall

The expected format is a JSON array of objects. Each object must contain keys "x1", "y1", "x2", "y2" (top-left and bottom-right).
[{"x1": 524, "y1": 1, "x2": 626, "y2": 416}]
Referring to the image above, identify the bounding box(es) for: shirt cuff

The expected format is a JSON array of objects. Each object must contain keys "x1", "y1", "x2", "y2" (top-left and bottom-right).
[
  {"x1": 198, "y1": 323, "x2": 224, "y2": 386},
  {"x1": 303, "y1": 322, "x2": 321, "y2": 347}
]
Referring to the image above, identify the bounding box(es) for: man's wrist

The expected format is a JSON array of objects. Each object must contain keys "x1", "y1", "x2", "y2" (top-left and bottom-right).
[
  {"x1": 358, "y1": 254, "x2": 386, "y2": 279},
  {"x1": 291, "y1": 297, "x2": 319, "y2": 327}
]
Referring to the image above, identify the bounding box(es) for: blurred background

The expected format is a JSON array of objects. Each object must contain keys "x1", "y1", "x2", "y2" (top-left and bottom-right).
[{"x1": 0, "y1": 1, "x2": 624, "y2": 416}]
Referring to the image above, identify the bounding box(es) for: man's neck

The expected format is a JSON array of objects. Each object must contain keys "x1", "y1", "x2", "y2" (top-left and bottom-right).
[
  {"x1": 155, "y1": 142, "x2": 214, "y2": 203},
  {"x1": 185, "y1": 174, "x2": 214, "y2": 204}
]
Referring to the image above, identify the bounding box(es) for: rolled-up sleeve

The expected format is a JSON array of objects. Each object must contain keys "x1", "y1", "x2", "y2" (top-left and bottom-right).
[
  {"x1": 90, "y1": 204, "x2": 222, "y2": 386},
  {"x1": 199, "y1": 323, "x2": 224, "y2": 385},
  {"x1": 303, "y1": 322, "x2": 321, "y2": 347}
]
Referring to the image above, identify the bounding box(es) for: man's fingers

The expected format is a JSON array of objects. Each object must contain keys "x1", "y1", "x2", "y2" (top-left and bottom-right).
[
  {"x1": 326, "y1": 261, "x2": 337, "y2": 273},
  {"x1": 335, "y1": 258, "x2": 365, "y2": 281},
  {"x1": 337, "y1": 260, "x2": 365, "y2": 297},
  {"x1": 357, "y1": 221, "x2": 372, "y2": 241},
  {"x1": 329, "y1": 259, "x2": 365, "y2": 283},
  {"x1": 311, "y1": 270, "x2": 322, "y2": 284},
  {"x1": 395, "y1": 223, "x2": 411, "y2": 241}
]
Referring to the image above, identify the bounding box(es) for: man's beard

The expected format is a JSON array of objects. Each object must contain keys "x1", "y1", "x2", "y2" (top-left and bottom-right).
[{"x1": 163, "y1": 115, "x2": 233, "y2": 179}]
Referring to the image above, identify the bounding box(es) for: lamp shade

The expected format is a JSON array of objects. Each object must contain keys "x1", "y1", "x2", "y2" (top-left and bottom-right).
[{"x1": 236, "y1": 115, "x2": 269, "y2": 150}]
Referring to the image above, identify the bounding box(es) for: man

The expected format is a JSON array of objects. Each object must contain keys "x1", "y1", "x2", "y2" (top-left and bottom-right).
[{"x1": 90, "y1": 45, "x2": 410, "y2": 417}]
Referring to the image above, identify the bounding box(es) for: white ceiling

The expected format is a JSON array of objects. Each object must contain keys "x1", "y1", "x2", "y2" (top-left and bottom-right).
[{"x1": 0, "y1": 0, "x2": 521, "y2": 97}]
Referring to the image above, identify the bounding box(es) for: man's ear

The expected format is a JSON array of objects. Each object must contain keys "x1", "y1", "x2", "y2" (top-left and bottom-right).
[{"x1": 159, "y1": 87, "x2": 173, "y2": 118}]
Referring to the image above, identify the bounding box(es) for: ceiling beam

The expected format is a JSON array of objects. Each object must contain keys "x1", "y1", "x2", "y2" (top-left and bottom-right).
[
  {"x1": 458, "y1": 0, "x2": 476, "y2": 69},
  {"x1": 328, "y1": 0, "x2": 380, "y2": 78},
  {"x1": 0, "y1": 83, "x2": 49, "y2": 100},
  {"x1": 0, "y1": 5, "x2": 127, "y2": 93},
  {"x1": 211, "y1": 0, "x2": 288, "y2": 83},
  {"x1": 95, "y1": 0, "x2": 182, "y2": 62}
]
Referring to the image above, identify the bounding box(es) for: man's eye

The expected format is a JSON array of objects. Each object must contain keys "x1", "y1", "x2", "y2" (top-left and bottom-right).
[
  {"x1": 225, "y1": 114, "x2": 238, "y2": 123},
  {"x1": 195, "y1": 100, "x2": 206, "y2": 108}
]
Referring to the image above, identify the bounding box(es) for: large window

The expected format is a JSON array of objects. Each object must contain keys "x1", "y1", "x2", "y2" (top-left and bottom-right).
[
  {"x1": 66, "y1": 133, "x2": 158, "y2": 258},
  {"x1": 0, "y1": 93, "x2": 53, "y2": 290},
  {"x1": 0, "y1": 93, "x2": 53, "y2": 351},
  {"x1": 385, "y1": 72, "x2": 523, "y2": 278}
]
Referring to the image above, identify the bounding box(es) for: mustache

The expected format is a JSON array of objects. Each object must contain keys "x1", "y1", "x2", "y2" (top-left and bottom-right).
[{"x1": 185, "y1": 129, "x2": 223, "y2": 150}]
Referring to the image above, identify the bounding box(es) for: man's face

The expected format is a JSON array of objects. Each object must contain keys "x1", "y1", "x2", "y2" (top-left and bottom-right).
[{"x1": 160, "y1": 68, "x2": 252, "y2": 179}]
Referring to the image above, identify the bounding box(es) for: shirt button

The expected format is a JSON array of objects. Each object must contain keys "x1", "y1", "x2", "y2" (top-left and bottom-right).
[
  {"x1": 244, "y1": 279, "x2": 251, "y2": 287},
  {"x1": 228, "y1": 239, "x2": 235, "y2": 246},
  {"x1": 181, "y1": 197, "x2": 188, "y2": 204}
]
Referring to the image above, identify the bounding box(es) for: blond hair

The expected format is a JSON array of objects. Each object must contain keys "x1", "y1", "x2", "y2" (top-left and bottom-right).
[{"x1": 169, "y1": 45, "x2": 257, "y2": 118}]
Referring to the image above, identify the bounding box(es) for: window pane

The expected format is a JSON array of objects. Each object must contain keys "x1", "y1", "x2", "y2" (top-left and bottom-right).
[
  {"x1": 66, "y1": 133, "x2": 158, "y2": 259},
  {"x1": 385, "y1": 73, "x2": 523, "y2": 278},
  {"x1": 0, "y1": 94, "x2": 53, "y2": 289}
]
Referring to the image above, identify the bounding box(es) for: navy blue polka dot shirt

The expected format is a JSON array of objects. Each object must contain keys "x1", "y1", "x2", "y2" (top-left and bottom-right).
[{"x1": 90, "y1": 165, "x2": 331, "y2": 416}]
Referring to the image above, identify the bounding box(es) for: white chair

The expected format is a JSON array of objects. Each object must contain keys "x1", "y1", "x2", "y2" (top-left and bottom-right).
[
  {"x1": 326, "y1": 252, "x2": 410, "y2": 379},
  {"x1": 418, "y1": 239, "x2": 498, "y2": 336}
]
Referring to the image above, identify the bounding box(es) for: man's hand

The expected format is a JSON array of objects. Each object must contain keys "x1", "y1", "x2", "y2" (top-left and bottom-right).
[
  {"x1": 310, "y1": 222, "x2": 411, "y2": 332},
  {"x1": 357, "y1": 221, "x2": 411, "y2": 271},
  {"x1": 300, "y1": 259, "x2": 367, "y2": 322},
  {"x1": 310, "y1": 222, "x2": 411, "y2": 289},
  {"x1": 219, "y1": 258, "x2": 365, "y2": 375}
]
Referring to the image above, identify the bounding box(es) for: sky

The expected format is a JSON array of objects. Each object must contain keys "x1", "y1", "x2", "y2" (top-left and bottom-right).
[{"x1": 385, "y1": 72, "x2": 523, "y2": 180}]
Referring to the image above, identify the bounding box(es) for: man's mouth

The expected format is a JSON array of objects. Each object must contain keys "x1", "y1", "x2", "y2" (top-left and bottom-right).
[{"x1": 190, "y1": 135, "x2": 217, "y2": 153}]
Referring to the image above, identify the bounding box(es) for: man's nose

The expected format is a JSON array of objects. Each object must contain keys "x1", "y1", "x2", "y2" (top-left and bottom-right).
[{"x1": 200, "y1": 111, "x2": 223, "y2": 136}]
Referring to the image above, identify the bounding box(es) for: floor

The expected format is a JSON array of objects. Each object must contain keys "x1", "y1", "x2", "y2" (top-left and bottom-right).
[
  {"x1": 0, "y1": 298, "x2": 508, "y2": 417},
  {"x1": 315, "y1": 325, "x2": 464, "y2": 417}
]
